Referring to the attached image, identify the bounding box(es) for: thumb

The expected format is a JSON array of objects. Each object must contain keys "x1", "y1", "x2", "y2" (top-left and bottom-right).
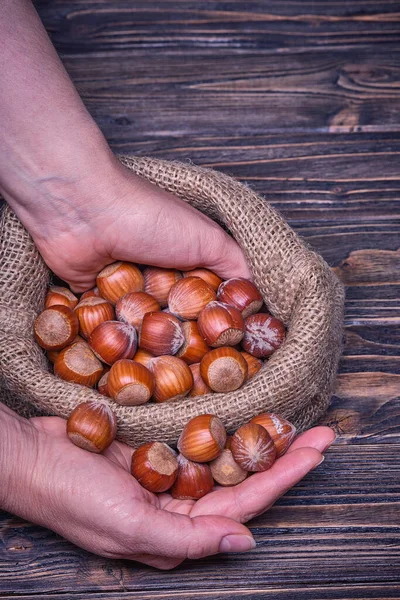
[
  {"x1": 130, "y1": 506, "x2": 256, "y2": 560},
  {"x1": 205, "y1": 230, "x2": 252, "y2": 281},
  {"x1": 67, "y1": 276, "x2": 97, "y2": 295}
]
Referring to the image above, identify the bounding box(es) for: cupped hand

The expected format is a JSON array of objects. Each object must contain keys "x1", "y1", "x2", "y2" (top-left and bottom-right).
[
  {"x1": 24, "y1": 157, "x2": 251, "y2": 293},
  {"x1": 29, "y1": 415, "x2": 334, "y2": 569}
]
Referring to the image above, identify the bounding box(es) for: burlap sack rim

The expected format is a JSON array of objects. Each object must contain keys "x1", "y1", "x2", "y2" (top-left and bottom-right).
[{"x1": 0, "y1": 155, "x2": 345, "y2": 446}]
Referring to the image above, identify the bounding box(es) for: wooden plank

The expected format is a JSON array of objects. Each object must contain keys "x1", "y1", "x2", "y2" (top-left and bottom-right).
[
  {"x1": 2, "y1": 3, "x2": 398, "y2": 597},
  {"x1": 1, "y1": 521, "x2": 399, "y2": 593},
  {"x1": 5, "y1": 583, "x2": 400, "y2": 599},
  {"x1": 0, "y1": 446, "x2": 399, "y2": 594},
  {"x1": 340, "y1": 326, "x2": 400, "y2": 372},
  {"x1": 109, "y1": 133, "x2": 400, "y2": 224},
  {"x1": 109, "y1": 134, "x2": 400, "y2": 229},
  {"x1": 53, "y1": 47, "x2": 400, "y2": 135},
  {"x1": 35, "y1": 1, "x2": 400, "y2": 53},
  {"x1": 323, "y1": 373, "x2": 400, "y2": 443}
]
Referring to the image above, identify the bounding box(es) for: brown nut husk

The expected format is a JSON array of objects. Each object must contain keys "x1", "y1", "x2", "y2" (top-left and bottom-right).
[
  {"x1": 131, "y1": 442, "x2": 178, "y2": 493},
  {"x1": 231, "y1": 422, "x2": 276, "y2": 472},
  {"x1": 177, "y1": 414, "x2": 226, "y2": 462},
  {"x1": 170, "y1": 454, "x2": 214, "y2": 500},
  {"x1": 210, "y1": 449, "x2": 248, "y2": 486},
  {"x1": 66, "y1": 400, "x2": 117, "y2": 453}
]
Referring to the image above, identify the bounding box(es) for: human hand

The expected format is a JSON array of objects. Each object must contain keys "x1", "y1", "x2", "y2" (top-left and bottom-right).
[
  {"x1": 7, "y1": 155, "x2": 251, "y2": 294},
  {"x1": 27, "y1": 416, "x2": 334, "y2": 569},
  {"x1": 0, "y1": 0, "x2": 251, "y2": 294}
]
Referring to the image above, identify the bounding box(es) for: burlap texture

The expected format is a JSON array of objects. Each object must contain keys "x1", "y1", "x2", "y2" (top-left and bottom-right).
[{"x1": 0, "y1": 156, "x2": 345, "y2": 446}]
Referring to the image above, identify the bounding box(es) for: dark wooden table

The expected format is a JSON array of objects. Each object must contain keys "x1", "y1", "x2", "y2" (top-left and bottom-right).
[{"x1": 1, "y1": 1, "x2": 400, "y2": 598}]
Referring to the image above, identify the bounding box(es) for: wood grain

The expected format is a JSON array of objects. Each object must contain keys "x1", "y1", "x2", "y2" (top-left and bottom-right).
[
  {"x1": 4, "y1": 586, "x2": 400, "y2": 600},
  {"x1": 35, "y1": 1, "x2": 400, "y2": 52},
  {"x1": 1, "y1": 1, "x2": 399, "y2": 597},
  {"x1": 55, "y1": 48, "x2": 400, "y2": 135}
]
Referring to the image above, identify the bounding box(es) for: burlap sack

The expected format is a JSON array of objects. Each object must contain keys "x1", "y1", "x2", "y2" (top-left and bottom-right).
[{"x1": 0, "y1": 156, "x2": 345, "y2": 446}]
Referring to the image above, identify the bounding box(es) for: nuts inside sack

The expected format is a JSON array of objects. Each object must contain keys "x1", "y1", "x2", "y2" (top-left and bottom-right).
[{"x1": 34, "y1": 262, "x2": 286, "y2": 403}]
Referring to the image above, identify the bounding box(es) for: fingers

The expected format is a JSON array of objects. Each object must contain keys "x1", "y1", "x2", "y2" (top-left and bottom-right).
[
  {"x1": 127, "y1": 506, "x2": 255, "y2": 561},
  {"x1": 287, "y1": 425, "x2": 336, "y2": 454},
  {"x1": 190, "y1": 446, "x2": 323, "y2": 523},
  {"x1": 205, "y1": 229, "x2": 252, "y2": 280},
  {"x1": 68, "y1": 279, "x2": 97, "y2": 294}
]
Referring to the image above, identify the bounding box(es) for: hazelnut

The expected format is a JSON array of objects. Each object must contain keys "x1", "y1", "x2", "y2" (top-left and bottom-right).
[
  {"x1": 74, "y1": 296, "x2": 115, "y2": 339},
  {"x1": 168, "y1": 276, "x2": 216, "y2": 320},
  {"x1": 88, "y1": 320, "x2": 137, "y2": 365},
  {"x1": 177, "y1": 414, "x2": 226, "y2": 462},
  {"x1": 108, "y1": 359, "x2": 155, "y2": 406},
  {"x1": 231, "y1": 422, "x2": 276, "y2": 472},
  {"x1": 34, "y1": 305, "x2": 79, "y2": 351},
  {"x1": 197, "y1": 301, "x2": 244, "y2": 347},
  {"x1": 170, "y1": 454, "x2": 214, "y2": 500},
  {"x1": 97, "y1": 369, "x2": 111, "y2": 397},
  {"x1": 182, "y1": 268, "x2": 222, "y2": 291},
  {"x1": 188, "y1": 363, "x2": 212, "y2": 397},
  {"x1": 176, "y1": 321, "x2": 210, "y2": 365},
  {"x1": 200, "y1": 347, "x2": 248, "y2": 393},
  {"x1": 148, "y1": 355, "x2": 193, "y2": 403},
  {"x1": 54, "y1": 342, "x2": 104, "y2": 387},
  {"x1": 80, "y1": 286, "x2": 102, "y2": 300},
  {"x1": 45, "y1": 286, "x2": 78, "y2": 310},
  {"x1": 143, "y1": 267, "x2": 182, "y2": 308},
  {"x1": 131, "y1": 442, "x2": 178, "y2": 493},
  {"x1": 132, "y1": 348, "x2": 154, "y2": 368},
  {"x1": 242, "y1": 313, "x2": 285, "y2": 358},
  {"x1": 96, "y1": 261, "x2": 144, "y2": 305},
  {"x1": 210, "y1": 449, "x2": 248, "y2": 486},
  {"x1": 250, "y1": 412, "x2": 296, "y2": 457},
  {"x1": 139, "y1": 311, "x2": 184, "y2": 356},
  {"x1": 241, "y1": 351, "x2": 263, "y2": 380},
  {"x1": 66, "y1": 400, "x2": 117, "y2": 453},
  {"x1": 217, "y1": 278, "x2": 263, "y2": 318},
  {"x1": 116, "y1": 291, "x2": 160, "y2": 329}
]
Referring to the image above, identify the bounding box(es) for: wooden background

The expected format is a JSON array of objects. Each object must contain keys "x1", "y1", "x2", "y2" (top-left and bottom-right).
[{"x1": 1, "y1": 1, "x2": 399, "y2": 598}]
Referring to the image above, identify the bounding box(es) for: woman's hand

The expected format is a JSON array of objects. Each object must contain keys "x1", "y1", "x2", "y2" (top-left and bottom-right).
[
  {"x1": 25, "y1": 415, "x2": 334, "y2": 570},
  {"x1": 0, "y1": 1, "x2": 250, "y2": 293},
  {"x1": 17, "y1": 157, "x2": 251, "y2": 293}
]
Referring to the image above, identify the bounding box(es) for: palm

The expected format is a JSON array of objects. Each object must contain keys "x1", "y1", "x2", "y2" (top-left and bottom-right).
[{"x1": 30, "y1": 415, "x2": 333, "y2": 569}]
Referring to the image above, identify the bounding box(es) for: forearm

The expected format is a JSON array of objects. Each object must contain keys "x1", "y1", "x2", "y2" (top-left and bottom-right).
[{"x1": 0, "y1": 0, "x2": 114, "y2": 231}]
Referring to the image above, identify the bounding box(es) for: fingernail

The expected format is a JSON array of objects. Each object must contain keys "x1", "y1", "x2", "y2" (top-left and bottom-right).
[
  {"x1": 323, "y1": 431, "x2": 338, "y2": 451},
  {"x1": 314, "y1": 455, "x2": 325, "y2": 468},
  {"x1": 219, "y1": 535, "x2": 256, "y2": 553}
]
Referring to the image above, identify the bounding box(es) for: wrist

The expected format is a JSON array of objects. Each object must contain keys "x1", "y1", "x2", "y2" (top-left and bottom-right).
[{"x1": 1, "y1": 128, "x2": 119, "y2": 241}]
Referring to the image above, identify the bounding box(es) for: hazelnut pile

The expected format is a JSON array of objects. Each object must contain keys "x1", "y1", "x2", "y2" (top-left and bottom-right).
[
  {"x1": 33, "y1": 261, "x2": 291, "y2": 497},
  {"x1": 66, "y1": 404, "x2": 296, "y2": 498},
  {"x1": 34, "y1": 262, "x2": 286, "y2": 404}
]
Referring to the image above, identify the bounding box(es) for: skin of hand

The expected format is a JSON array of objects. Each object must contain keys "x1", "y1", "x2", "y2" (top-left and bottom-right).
[
  {"x1": 7, "y1": 156, "x2": 252, "y2": 294},
  {"x1": 0, "y1": 1, "x2": 250, "y2": 293},
  {"x1": 24, "y1": 415, "x2": 334, "y2": 569}
]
